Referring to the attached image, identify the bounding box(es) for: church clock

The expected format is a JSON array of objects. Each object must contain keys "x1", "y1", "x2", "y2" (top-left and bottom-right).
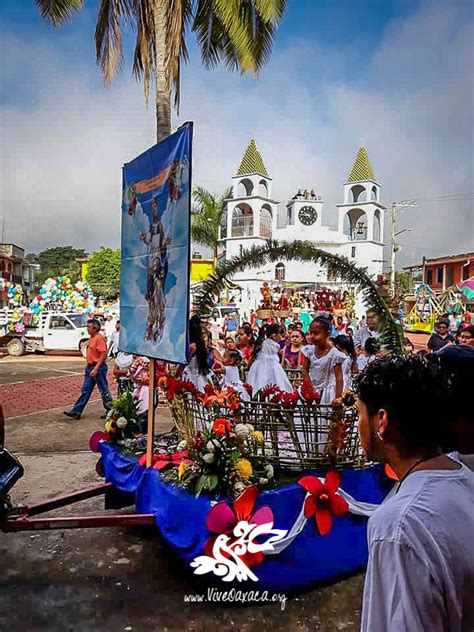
[{"x1": 298, "y1": 206, "x2": 317, "y2": 226}]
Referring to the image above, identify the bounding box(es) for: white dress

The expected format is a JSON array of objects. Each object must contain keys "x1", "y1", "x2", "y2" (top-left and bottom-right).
[
  {"x1": 182, "y1": 355, "x2": 214, "y2": 393},
  {"x1": 301, "y1": 345, "x2": 344, "y2": 404},
  {"x1": 341, "y1": 355, "x2": 353, "y2": 391},
  {"x1": 247, "y1": 339, "x2": 293, "y2": 395},
  {"x1": 220, "y1": 365, "x2": 250, "y2": 401}
]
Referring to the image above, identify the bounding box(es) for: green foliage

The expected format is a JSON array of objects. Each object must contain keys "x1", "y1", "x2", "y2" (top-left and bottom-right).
[
  {"x1": 194, "y1": 240, "x2": 404, "y2": 355},
  {"x1": 87, "y1": 247, "x2": 121, "y2": 299},
  {"x1": 395, "y1": 271, "x2": 412, "y2": 294},
  {"x1": 191, "y1": 186, "x2": 232, "y2": 262},
  {"x1": 35, "y1": 0, "x2": 84, "y2": 28},
  {"x1": 112, "y1": 390, "x2": 140, "y2": 425},
  {"x1": 37, "y1": 246, "x2": 87, "y2": 284}
]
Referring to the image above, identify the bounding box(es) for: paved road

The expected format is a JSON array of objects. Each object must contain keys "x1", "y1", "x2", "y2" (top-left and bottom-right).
[{"x1": 1, "y1": 354, "x2": 364, "y2": 631}]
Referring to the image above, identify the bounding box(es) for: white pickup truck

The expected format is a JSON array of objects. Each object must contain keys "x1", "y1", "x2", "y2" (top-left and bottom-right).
[{"x1": 0, "y1": 311, "x2": 90, "y2": 357}]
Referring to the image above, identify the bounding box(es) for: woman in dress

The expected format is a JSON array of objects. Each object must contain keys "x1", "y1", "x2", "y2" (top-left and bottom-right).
[
  {"x1": 282, "y1": 329, "x2": 305, "y2": 370},
  {"x1": 247, "y1": 324, "x2": 293, "y2": 395},
  {"x1": 236, "y1": 324, "x2": 255, "y2": 367},
  {"x1": 182, "y1": 316, "x2": 213, "y2": 392},
  {"x1": 333, "y1": 334, "x2": 357, "y2": 391},
  {"x1": 301, "y1": 317, "x2": 344, "y2": 404}
]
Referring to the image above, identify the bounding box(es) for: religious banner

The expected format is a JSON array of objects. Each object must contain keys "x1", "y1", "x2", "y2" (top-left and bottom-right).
[{"x1": 120, "y1": 123, "x2": 193, "y2": 363}]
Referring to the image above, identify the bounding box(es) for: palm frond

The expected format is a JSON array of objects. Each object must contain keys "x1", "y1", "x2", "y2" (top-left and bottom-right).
[
  {"x1": 95, "y1": 0, "x2": 134, "y2": 85},
  {"x1": 165, "y1": 0, "x2": 192, "y2": 111},
  {"x1": 132, "y1": 0, "x2": 155, "y2": 102},
  {"x1": 35, "y1": 0, "x2": 84, "y2": 27},
  {"x1": 194, "y1": 240, "x2": 403, "y2": 355}
]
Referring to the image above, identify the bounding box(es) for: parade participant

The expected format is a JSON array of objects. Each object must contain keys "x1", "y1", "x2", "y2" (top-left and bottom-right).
[
  {"x1": 354, "y1": 309, "x2": 380, "y2": 352},
  {"x1": 357, "y1": 337, "x2": 379, "y2": 372},
  {"x1": 427, "y1": 320, "x2": 455, "y2": 352},
  {"x1": 104, "y1": 313, "x2": 116, "y2": 343},
  {"x1": 346, "y1": 326, "x2": 354, "y2": 341},
  {"x1": 64, "y1": 319, "x2": 112, "y2": 420},
  {"x1": 457, "y1": 312, "x2": 473, "y2": 337},
  {"x1": 224, "y1": 336, "x2": 237, "y2": 351},
  {"x1": 113, "y1": 350, "x2": 133, "y2": 395},
  {"x1": 223, "y1": 312, "x2": 238, "y2": 339},
  {"x1": 236, "y1": 324, "x2": 255, "y2": 366},
  {"x1": 355, "y1": 355, "x2": 474, "y2": 632},
  {"x1": 458, "y1": 325, "x2": 474, "y2": 347},
  {"x1": 402, "y1": 337, "x2": 415, "y2": 355},
  {"x1": 333, "y1": 334, "x2": 357, "y2": 390},
  {"x1": 182, "y1": 315, "x2": 213, "y2": 392},
  {"x1": 208, "y1": 313, "x2": 222, "y2": 348},
  {"x1": 335, "y1": 315, "x2": 346, "y2": 334},
  {"x1": 301, "y1": 317, "x2": 344, "y2": 404},
  {"x1": 282, "y1": 329, "x2": 304, "y2": 370},
  {"x1": 220, "y1": 349, "x2": 250, "y2": 401},
  {"x1": 107, "y1": 320, "x2": 120, "y2": 358},
  {"x1": 202, "y1": 329, "x2": 223, "y2": 369},
  {"x1": 247, "y1": 324, "x2": 293, "y2": 394},
  {"x1": 129, "y1": 355, "x2": 151, "y2": 418},
  {"x1": 249, "y1": 309, "x2": 257, "y2": 330}
]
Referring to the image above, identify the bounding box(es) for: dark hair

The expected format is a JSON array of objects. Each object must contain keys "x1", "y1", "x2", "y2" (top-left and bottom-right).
[
  {"x1": 402, "y1": 337, "x2": 414, "y2": 349},
  {"x1": 238, "y1": 323, "x2": 255, "y2": 346},
  {"x1": 252, "y1": 323, "x2": 280, "y2": 359},
  {"x1": 364, "y1": 337, "x2": 379, "y2": 355},
  {"x1": 460, "y1": 325, "x2": 474, "y2": 337},
  {"x1": 436, "y1": 320, "x2": 448, "y2": 328},
  {"x1": 333, "y1": 334, "x2": 356, "y2": 360},
  {"x1": 225, "y1": 349, "x2": 242, "y2": 366},
  {"x1": 189, "y1": 315, "x2": 210, "y2": 374},
  {"x1": 87, "y1": 318, "x2": 101, "y2": 331},
  {"x1": 354, "y1": 355, "x2": 447, "y2": 455},
  {"x1": 279, "y1": 325, "x2": 286, "y2": 335},
  {"x1": 310, "y1": 316, "x2": 331, "y2": 334}
]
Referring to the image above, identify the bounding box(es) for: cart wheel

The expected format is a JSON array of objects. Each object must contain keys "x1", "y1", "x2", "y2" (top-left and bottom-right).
[{"x1": 7, "y1": 338, "x2": 25, "y2": 357}]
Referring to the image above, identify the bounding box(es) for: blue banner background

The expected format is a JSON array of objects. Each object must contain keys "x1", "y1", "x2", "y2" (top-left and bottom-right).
[{"x1": 120, "y1": 124, "x2": 192, "y2": 363}]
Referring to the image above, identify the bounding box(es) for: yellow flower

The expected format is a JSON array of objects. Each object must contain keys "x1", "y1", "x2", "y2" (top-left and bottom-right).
[
  {"x1": 251, "y1": 431, "x2": 264, "y2": 443},
  {"x1": 235, "y1": 459, "x2": 253, "y2": 481},
  {"x1": 105, "y1": 420, "x2": 113, "y2": 433},
  {"x1": 178, "y1": 460, "x2": 188, "y2": 481}
]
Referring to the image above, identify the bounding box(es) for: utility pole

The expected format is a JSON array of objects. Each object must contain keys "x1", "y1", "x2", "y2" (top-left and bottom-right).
[{"x1": 390, "y1": 201, "x2": 416, "y2": 297}]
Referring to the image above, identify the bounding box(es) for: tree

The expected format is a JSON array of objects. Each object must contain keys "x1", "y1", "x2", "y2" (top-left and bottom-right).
[
  {"x1": 191, "y1": 185, "x2": 231, "y2": 266},
  {"x1": 36, "y1": 1, "x2": 288, "y2": 141},
  {"x1": 87, "y1": 247, "x2": 121, "y2": 299},
  {"x1": 395, "y1": 271, "x2": 412, "y2": 294},
  {"x1": 37, "y1": 246, "x2": 87, "y2": 284}
]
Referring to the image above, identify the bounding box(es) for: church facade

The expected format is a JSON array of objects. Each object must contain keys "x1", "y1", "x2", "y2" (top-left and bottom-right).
[{"x1": 219, "y1": 140, "x2": 386, "y2": 312}]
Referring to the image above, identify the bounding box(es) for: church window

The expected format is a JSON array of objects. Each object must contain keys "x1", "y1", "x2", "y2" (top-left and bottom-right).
[
  {"x1": 374, "y1": 210, "x2": 381, "y2": 241},
  {"x1": 237, "y1": 179, "x2": 253, "y2": 197},
  {"x1": 260, "y1": 205, "x2": 272, "y2": 238},
  {"x1": 275, "y1": 263, "x2": 285, "y2": 281},
  {"x1": 232, "y1": 204, "x2": 253, "y2": 237},
  {"x1": 258, "y1": 180, "x2": 268, "y2": 197},
  {"x1": 350, "y1": 185, "x2": 366, "y2": 203}
]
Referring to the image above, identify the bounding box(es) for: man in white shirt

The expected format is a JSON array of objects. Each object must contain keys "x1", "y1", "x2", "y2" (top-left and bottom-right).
[
  {"x1": 354, "y1": 309, "x2": 380, "y2": 352},
  {"x1": 355, "y1": 355, "x2": 474, "y2": 632},
  {"x1": 107, "y1": 320, "x2": 120, "y2": 358}
]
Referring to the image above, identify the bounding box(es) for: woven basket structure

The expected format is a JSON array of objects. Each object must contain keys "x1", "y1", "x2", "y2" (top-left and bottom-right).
[{"x1": 170, "y1": 393, "x2": 364, "y2": 473}]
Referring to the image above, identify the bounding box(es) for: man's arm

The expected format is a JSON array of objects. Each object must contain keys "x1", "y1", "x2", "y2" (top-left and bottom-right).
[
  {"x1": 90, "y1": 351, "x2": 107, "y2": 377},
  {"x1": 361, "y1": 539, "x2": 444, "y2": 632}
]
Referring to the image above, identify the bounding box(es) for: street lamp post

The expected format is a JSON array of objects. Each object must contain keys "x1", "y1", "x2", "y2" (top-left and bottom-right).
[{"x1": 390, "y1": 201, "x2": 416, "y2": 297}]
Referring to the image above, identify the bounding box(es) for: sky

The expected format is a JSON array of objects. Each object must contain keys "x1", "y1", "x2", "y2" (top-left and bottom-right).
[{"x1": 0, "y1": 0, "x2": 473, "y2": 269}]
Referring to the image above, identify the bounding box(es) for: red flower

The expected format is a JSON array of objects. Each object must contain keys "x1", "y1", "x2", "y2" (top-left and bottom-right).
[
  {"x1": 212, "y1": 418, "x2": 231, "y2": 435},
  {"x1": 281, "y1": 392, "x2": 299, "y2": 407},
  {"x1": 204, "y1": 486, "x2": 273, "y2": 569},
  {"x1": 298, "y1": 471, "x2": 349, "y2": 536},
  {"x1": 243, "y1": 383, "x2": 253, "y2": 396},
  {"x1": 260, "y1": 384, "x2": 280, "y2": 400},
  {"x1": 300, "y1": 379, "x2": 321, "y2": 403},
  {"x1": 194, "y1": 432, "x2": 205, "y2": 450}
]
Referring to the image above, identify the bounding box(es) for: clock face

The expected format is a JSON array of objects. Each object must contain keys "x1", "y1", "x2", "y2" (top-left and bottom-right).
[{"x1": 298, "y1": 206, "x2": 317, "y2": 226}]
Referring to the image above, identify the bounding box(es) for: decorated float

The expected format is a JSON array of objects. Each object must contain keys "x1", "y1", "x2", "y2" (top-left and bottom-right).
[{"x1": 404, "y1": 283, "x2": 442, "y2": 333}]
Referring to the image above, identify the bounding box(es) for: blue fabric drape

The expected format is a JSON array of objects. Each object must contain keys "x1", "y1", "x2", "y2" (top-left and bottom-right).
[{"x1": 100, "y1": 442, "x2": 387, "y2": 591}]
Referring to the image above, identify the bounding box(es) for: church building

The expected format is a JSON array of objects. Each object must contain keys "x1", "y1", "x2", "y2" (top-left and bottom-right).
[{"x1": 219, "y1": 140, "x2": 385, "y2": 311}]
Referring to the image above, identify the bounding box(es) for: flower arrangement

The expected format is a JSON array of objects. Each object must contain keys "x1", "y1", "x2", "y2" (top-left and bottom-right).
[
  {"x1": 161, "y1": 414, "x2": 275, "y2": 499},
  {"x1": 103, "y1": 390, "x2": 142, "y2": 444}
]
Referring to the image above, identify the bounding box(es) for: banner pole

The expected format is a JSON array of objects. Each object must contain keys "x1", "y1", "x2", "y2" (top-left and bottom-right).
[{"x1": 146, "y1": 358, "x2": 156, "y2": 467}]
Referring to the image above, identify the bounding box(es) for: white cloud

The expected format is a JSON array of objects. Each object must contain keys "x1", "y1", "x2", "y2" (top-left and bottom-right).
[{"x1": 0, "y1": 0, "x2": 472, "y2": 271}]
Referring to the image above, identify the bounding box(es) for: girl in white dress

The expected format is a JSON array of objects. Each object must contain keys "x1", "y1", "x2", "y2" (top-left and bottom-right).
[
  {"x1": 302, "y1": 317, "x2": 344, "y2": 405},
  {"x1": 247, "y1": 324, "x2": 293, "y2": 395},
  {"x1": 333, "y1": 334, "x2": 357, "y2": 392},
  {"x1": 220, "y1": 349, "x2": 250, "y2": 401}
]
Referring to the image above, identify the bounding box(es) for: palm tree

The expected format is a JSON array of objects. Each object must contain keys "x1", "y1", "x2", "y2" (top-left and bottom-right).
[
  {"x1": 35, "y1": 0, "x2": 288, "y2": 142},
  {"x1": 191, "y1": 185, "x2": 231, "y2": 266}
]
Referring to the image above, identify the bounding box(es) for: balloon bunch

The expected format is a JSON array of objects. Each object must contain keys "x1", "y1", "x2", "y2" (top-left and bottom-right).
[
  {"x1": 0, "y1": 279, "x2": 24, "y2": 307},
  {"x1": 29, "y1": 277, "x2": 95, "y2": 314}
]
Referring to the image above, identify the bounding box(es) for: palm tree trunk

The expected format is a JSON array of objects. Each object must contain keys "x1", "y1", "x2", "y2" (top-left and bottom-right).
[{"x1": 153, "y1": 0, "x2": 171, "y2": 142}]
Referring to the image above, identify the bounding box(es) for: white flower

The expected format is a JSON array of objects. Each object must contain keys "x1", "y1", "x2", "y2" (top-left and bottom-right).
[
  {"x1": 264, "y1": 464, "x2": 274, "y2": 478},
  {"x1": 235, "y1": 423, "x2": 251, "y2": 437},
  {"x1": 106, "y1": 409, "x2": 115, "y2": 421},
  {"x1": 247, "y1": 424, "x2": 254, "y2": 433},
  {"x1": 234, "y1": 482, "x2": 245, "y2": 494},
  {"x1": 116, "y1": 417, "x2": 128, "y2": 429},
  {"x1": 203, "y1": 452, "x2": 215, "y2": 464},
  {"x1": 177, "y1": 440, "x2": 188, "y2": 451},
  {"x1": 258, "y1": 478, "x2": 268, "y2": 485},
  {"x1": 206, "y1": 441, "x2": 216, "y2": 453}
]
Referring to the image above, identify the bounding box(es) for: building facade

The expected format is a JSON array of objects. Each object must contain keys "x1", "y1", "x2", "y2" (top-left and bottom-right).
[
  {"x1": 219, "y1": 141, "x2": 385, "y2": 312},
  {"x1": 0, "y1": 243, "x2": 37, "y2": 306},
  {"x1": 405, "y1": 253, "x2": 473, "y2": 292}
]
